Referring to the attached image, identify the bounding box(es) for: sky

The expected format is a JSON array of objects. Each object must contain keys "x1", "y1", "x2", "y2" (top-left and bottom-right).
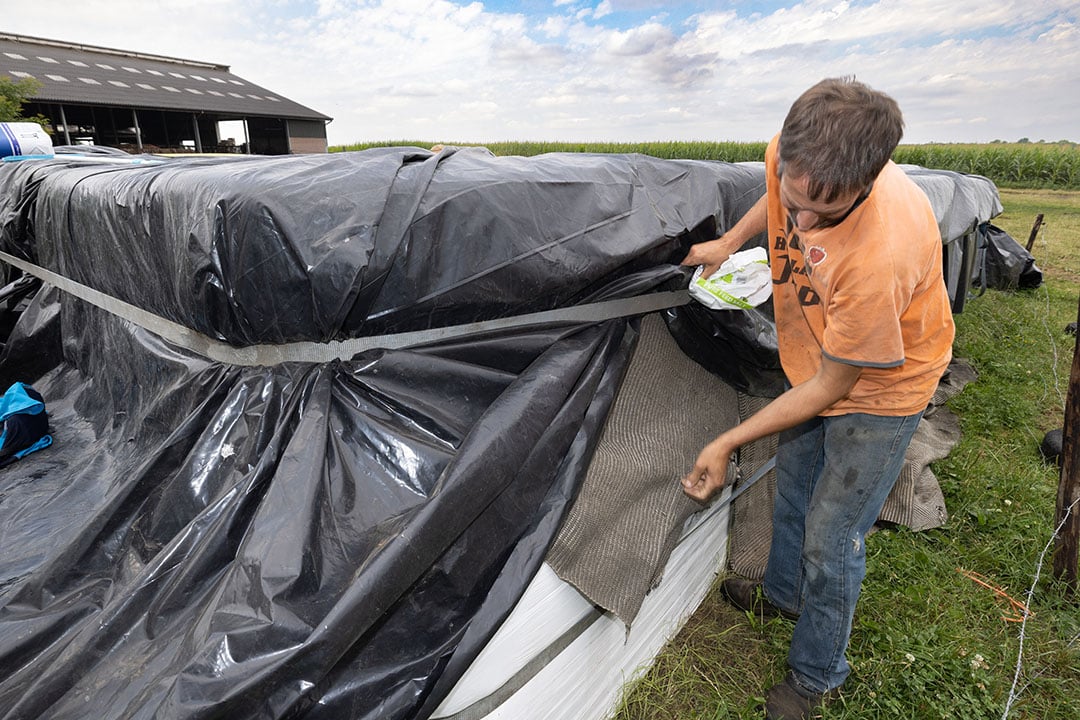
[{"x1": 2, "y1": 0, "x2": 1077, "y2": 146}]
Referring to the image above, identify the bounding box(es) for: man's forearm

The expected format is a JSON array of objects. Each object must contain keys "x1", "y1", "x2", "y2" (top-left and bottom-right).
[
  {"x1": 717, "y1": 373, "x2": 848, "y2": 450},
  {"x1": 724, "y1": 193, "x2": 768, "y2": 249}
]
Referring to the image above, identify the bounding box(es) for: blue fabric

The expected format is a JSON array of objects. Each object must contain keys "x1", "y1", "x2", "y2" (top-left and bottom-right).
[
  {"x1": 0, "y1": 381, "x2": 44, "y2": 419},
  {"x1": 8, "y1": 433, "x2": 52, "y2": 459},
  {"x1": 763, "y1": 411, "x2": 922, "y2": 694},
  {"x1": 0, "y1": 382, "x2": 52, "y2": 466}
]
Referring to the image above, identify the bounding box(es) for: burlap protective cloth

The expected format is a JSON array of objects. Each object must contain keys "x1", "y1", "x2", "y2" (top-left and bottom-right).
[{"x1": 546, "y1": 313, "x2": 739, "y2": 627}]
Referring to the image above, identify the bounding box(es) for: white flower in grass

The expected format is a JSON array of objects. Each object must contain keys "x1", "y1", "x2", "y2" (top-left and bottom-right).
[{"x1": 905, "y1": 652, "x2": 916, "y2": 664}]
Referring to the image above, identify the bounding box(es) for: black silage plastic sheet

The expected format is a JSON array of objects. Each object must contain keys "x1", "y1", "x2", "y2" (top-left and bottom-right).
[
  {"x1": 973, "y1": 222, "x2": 1043, "y2": 291},
  {"x1": 0, "y1": 147, "x2": 766, "y2": 720}
]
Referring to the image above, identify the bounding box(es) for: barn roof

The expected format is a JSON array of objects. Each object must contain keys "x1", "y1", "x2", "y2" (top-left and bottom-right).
[{"x1": 0, "y1": 32, "x2": 331, "y2": 122}]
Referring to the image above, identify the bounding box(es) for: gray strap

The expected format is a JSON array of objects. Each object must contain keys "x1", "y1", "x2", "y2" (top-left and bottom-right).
[
  {"x1": 1, "y1": 250, "x2": 690, "y2": 366},
  {"x1": 679, "y1": 453, "x2": 777, "y2": 543},
  {"x1": 436, "y1": 608, "x2": 604, "y2": 720}
]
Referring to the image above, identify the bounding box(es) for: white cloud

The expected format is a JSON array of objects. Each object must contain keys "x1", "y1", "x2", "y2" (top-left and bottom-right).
[
  {"x1": 604, "y1": 23, "x2": 676, "y2": 56},
  {"x1": 533, "y1": 94, "x2": 580, "y2": 107},
  {"x1": 1, "y1": 0, "x2": 1077, "y2": 144},
  {"x1": 1040, "y1": 20, "x2": 1078, "y2": 43}
]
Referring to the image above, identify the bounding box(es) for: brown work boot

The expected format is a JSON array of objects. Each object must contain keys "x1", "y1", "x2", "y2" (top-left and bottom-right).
[
  {"x1": 765, "y1": 672, "x2": 842, "y2": 719},
  {"x1": 720, "y1": 577, "x2": 799, "y2": 622}
]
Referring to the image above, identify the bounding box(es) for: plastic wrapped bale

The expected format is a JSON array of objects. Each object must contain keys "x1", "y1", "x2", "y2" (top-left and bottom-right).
[{"x1": 0, "y1": 147, "x2": 765, "y2": 720}]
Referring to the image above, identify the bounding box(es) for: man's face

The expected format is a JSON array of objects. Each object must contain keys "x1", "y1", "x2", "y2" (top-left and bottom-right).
[{"x1": 779, "y1": 172, "x2": 865, "y2": 232}]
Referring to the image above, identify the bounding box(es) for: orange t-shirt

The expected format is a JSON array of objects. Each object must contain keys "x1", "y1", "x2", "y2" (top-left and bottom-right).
[{"x1": 765, "y1": 136, "x2": 955, "y2": 416}]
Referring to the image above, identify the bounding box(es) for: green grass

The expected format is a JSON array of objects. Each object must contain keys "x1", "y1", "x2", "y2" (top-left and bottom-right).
[{"x1": 610, "y1": 190, "x2": 1080, "y2": 719}]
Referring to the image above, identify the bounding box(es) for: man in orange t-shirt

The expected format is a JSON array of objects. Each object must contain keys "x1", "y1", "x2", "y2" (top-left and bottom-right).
[{"x1": 681, "y1": 78, "x2": 954, "y2": 720}]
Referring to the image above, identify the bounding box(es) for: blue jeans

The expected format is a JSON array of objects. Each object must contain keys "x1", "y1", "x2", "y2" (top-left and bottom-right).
[{"x1": 762, "y1": 411, "x2": 923, "y2": 694}]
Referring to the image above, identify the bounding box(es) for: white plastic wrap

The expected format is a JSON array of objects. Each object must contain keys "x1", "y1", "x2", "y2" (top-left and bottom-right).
[{"x1": 431, "y1": 491, "x2": 732, "y2": 720}]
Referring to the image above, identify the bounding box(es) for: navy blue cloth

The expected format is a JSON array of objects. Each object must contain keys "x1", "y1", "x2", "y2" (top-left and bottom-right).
[{"x1": 0, "y1": 382, "x2": 52, "y2": 468}]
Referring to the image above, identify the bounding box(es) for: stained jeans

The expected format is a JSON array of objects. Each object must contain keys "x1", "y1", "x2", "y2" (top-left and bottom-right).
[{"x1": 762, "y1": 411, "x2": 923, "y2": 694}]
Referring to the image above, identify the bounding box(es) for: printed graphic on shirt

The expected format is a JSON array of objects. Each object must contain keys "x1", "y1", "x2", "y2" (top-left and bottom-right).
[{"x1": 773, "y1": 225, "x2": 820, "y2": 307}]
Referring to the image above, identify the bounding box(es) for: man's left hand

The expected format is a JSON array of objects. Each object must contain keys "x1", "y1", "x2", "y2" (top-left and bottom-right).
[{"x1": 682, "y1": 436, "x2": 734, "y2": 502}]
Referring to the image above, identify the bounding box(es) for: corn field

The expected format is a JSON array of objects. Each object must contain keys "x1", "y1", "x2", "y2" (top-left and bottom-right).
[
  {"x1": 893, "y1": 143, "x2": 1080, "y2": 189},
  {"x1": 332, "y1": 140, "x2": 1080, "y2": 190}
]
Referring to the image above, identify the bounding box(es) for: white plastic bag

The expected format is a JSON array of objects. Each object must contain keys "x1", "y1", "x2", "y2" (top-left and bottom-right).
[{"x1": 688, "y1": 246, "x2": 771, "y2": 310}]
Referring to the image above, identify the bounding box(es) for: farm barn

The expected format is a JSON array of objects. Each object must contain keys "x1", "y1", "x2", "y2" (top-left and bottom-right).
[
  {"x1": 0, "y1": 145, "x2": 1000, "y2": 719},
  {"x1": 0, "y1": 32, "x2": 330, "y2": 154}
]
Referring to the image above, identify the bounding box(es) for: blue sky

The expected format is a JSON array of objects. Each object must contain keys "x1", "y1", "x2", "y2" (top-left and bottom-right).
[
  {"x1": 2, "y1": 1, "x2": 1077, "y2": 145},
  {"x1": 485, "y1": 0, "x2": 720, "y2": 30}
]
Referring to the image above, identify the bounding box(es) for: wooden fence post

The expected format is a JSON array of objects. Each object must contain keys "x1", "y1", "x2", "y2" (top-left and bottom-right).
[
  {"x1": 1027, "y1": 213, "x2": 1045, "y2": 252},
  {"x1": 1054, "y1": 291, "x2": 1080, "y2": 592}
]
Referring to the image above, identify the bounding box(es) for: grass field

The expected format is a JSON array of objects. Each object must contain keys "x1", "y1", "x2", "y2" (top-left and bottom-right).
[{"x1": 610, "y1": 188, "x2": 1080, "y2": 719}]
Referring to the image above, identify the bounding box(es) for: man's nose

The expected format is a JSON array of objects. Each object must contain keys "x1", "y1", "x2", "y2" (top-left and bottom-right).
[{"x1": 794, "y1": 210, "x2": 819, "y2": 231}]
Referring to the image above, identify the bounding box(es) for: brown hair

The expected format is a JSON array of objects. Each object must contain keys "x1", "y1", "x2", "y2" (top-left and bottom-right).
[{"x1": 778, "y1": 77, "x2": 904, "y2": 202}]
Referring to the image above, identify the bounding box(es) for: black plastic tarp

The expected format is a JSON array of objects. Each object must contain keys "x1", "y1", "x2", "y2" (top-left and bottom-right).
[
  {"x1": 0, "y1": 148, "x2": 760, "y2": 343},
  {"x1": 973, "y1": 222, "x2": 1043, "y2": 291},
  {"x1": 0, "y1": 147, "x2": 765, "y2": 720}
]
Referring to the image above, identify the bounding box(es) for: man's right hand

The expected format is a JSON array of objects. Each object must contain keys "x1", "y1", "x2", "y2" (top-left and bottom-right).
[{"x1": 680, "y1": 236, "x2": 735, "y2": 278}]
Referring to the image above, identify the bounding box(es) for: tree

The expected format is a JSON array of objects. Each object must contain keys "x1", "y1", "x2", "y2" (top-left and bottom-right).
[{"x1": 0, "y1": 75, "x2": 47, "y2": 127}]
